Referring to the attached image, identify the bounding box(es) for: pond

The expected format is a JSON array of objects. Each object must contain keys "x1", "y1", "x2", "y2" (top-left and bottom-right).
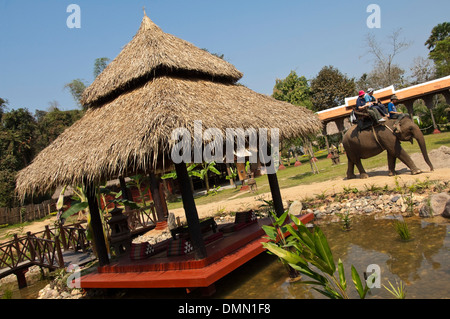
[{"x1": 114, "y1": 215, "x2": 450, "y2": 299}]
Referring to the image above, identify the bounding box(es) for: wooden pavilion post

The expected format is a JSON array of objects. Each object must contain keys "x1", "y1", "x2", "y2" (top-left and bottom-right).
[
  {"x1": 119, "y1": 176, "x2": 131, "y2": 212},
  {"x1": 149, "y1": 172, "x2": 166, "y2": 222},
  {"x1": 174, "y1": 162, "x2": 207, "y2": 260},
  {"x1": 267, "y1": 173, "x2": 285, "y2": 218},
  {"x1": 85, "y1": 181, "x2": 110, "y2": 266}
]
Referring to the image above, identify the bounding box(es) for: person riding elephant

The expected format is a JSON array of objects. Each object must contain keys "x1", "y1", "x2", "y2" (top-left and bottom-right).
[
  {"x1": 365, "y1": 88, "x2": 388, "y2": 117},
  {"x1": 356, "y1": 90, "x2": 385, "y2": 123},
  {"x1": 387, "y1": 95, "x2": 403, "y2": 119}
]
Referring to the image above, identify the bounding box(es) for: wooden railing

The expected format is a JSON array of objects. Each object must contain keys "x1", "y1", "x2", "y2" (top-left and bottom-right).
[
  {"x1": 104, "y1": 204, "x2": 156, "y2": 236},
  {"x1": 0, "y1": 206, "x2": 156, "y2": 282},
  {"x1": 0, "y1": 223, "x2": 88, "y2": 277}
]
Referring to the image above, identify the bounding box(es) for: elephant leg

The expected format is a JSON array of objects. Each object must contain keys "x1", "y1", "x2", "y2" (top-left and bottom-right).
[
  {"x1": 346, "y1": 159, "x2": 357, "y2": 179},
  {"x1": 387, "y1": 153, "x2": 397, "y2": 176},
  {"x1": 346, "y1": 153, "x2": 368, "y2": 179},
  {"x1": 355, "y1": 159, "x2": 369, "y2": 179},
  {"x1": 395, "y1": 145, "x2": 422, "y2": 175}
]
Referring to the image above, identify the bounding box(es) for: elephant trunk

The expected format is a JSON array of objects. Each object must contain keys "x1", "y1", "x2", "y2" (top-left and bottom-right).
[{"x1": 413, "y1": 126, "x2": 434, "y2": 171}]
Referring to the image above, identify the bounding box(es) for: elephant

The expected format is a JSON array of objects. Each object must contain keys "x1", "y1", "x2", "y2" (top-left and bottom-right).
[{"x1": 342, "y1": 115, "x2": 434, "y2": 179}]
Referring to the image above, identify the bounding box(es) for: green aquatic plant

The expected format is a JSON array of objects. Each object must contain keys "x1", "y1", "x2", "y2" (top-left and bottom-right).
[
  {"x1": 384, "y1": 279, "x2": 406, "y2": 299},
  {"x1": 393, "y1": 219, "x2": 411, "y2": 241},
  {"x1": 336, "y1": 211, "x2": 352, "y2": 231}
]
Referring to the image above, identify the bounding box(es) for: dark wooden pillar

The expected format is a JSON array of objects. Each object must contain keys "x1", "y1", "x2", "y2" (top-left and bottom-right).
[
  {"x1": 149, "y1": 172, "x2": 166, "y2": 222},
  {"x1": 119, "y1": 175, "x2": 131, "y2": 212},
  {"x1": 175, "y1": 163, "x2": 207, "y2": 260},
  {"x1": 267, "y1": 173, "x2": 284, "y2": 217},
  {"x1": 85, "y1": 182, "x2": 109, "y2": 266}
]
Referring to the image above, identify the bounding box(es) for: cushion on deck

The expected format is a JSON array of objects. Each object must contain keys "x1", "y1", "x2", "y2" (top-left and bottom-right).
[
  {"x1": 167, "y1": 239, "x2": 194, "y2": 256},
  {"x1": 129, "y1": 242, "x2": 155, "y2": 260}
]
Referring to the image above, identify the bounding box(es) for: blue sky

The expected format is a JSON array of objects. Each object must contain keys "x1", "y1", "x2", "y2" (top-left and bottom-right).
[{"x1": 0, "y1": 0, "x2": 449, "y2": 113}]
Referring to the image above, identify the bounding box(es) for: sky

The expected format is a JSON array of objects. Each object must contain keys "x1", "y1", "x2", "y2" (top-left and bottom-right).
[{"x1": 0, "y1": 0, "x2": 449, "y2": 113}]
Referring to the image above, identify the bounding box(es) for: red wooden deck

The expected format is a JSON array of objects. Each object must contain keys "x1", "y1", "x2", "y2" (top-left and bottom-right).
[{"x1": 79, "y1": 213, "x2": 314, "y2": 290}]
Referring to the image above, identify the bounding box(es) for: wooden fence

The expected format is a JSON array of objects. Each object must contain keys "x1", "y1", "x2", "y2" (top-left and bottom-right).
[{"x1": 0, "y1": 200, "x2": 56, "y2": 225}]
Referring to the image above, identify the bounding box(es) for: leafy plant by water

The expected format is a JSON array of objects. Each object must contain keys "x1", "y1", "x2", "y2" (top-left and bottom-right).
[
  {"x1": 336, "y1": 211, "x2": 352, "y2": 231},
  {"x1": 262, "y1": 210, "x2": 300, "y2": 279},
  {"x1": 262, "y1": 214, "x2": 376, "y2": 299},
  {"x1": 383, "y1": 279, "x2": 406, "y2": 299},
  {"x1": 393, "y1": 219, "x2": 412, "y2": 241}
]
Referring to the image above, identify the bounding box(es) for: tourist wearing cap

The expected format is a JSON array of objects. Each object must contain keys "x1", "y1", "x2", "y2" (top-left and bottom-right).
[
  {"x1": 387, "y1": 95, "x2": 402, "y2": 119},
  {"x1": 356, "y1": 90, "x2": 385, "y2": 123},
  {"x1": 365, "y1": 88, "x2": 388, "y2": 117}
]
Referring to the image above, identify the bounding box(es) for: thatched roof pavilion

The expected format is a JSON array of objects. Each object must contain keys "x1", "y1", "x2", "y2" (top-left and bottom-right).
[{"x1": 16, "y1": 14, "x2": 322, "y2": 264}]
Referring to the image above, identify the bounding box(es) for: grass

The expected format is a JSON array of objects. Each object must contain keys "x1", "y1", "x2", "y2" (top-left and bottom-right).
[
  {"x1": 383, "y1": 279, "x2": 407, "y2": 299},
  {"x1": 166, "y1": 131, "x2": 450, "y2": 211},
  {"x1": 393, "y1": 219, "x2": 412, "y2": 241}
]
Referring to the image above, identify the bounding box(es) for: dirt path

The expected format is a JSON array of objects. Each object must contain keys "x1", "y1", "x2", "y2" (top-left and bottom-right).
[{"x1": 4, "y1": 147, "x2": 450, "y2": 240}]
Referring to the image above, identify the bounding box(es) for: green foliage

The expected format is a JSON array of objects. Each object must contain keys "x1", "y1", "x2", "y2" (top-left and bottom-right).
[
  {"x1": 310, "y1": 65, "x2": 356, "y2": 111},
  {"x1": 425, "y1": 22, "x2": 450, "y2": 51},
  {"x1": 189, "y1": 161, "x2": 221, "y2": 193},
  {"x1": 272, "y1": 71, "x2": 313, "y2": 109},
  {"x1": 93, "y1": 57, "x2": 110, "y2": 78},
  {"x1": 429, "y1": 37, "x2": 450, "y2": 77},
  {"x1": 127, "y1": 175, "x2": 150, "y2": 206},
  {"x1": 64, "y1": 79, "x2": 88, "y2": 108},
  {"x1": 393, "y1": 219, "x2": 411, "y2": 241},
  {"x1": 383, "y1": 279, "x2": 407, "y2": 299},
  {"x1": 425, "y1": 22, "x2": 450, "y2": 78},
  {"x1": 262, "y1": 214, "x2": 376, "y2": 299},
  {"x1": 336, "y1": 211, "x2": 351, "y2": 230}
]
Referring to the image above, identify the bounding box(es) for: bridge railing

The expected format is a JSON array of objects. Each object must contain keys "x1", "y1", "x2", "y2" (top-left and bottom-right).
[{"x1": 1, "y1": 207, "x2": 156, "y2": 277}]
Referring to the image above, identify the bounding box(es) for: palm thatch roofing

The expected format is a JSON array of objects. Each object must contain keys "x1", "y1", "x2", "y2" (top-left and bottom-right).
[{"x1": 16, "y1": 14, "x2": 322, "y2": 199}]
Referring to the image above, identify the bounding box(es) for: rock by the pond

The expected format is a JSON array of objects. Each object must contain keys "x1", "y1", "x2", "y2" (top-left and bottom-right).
[
  {"x1": 444, "y1": 200, "x2": 450, "y2": 218},
  {"x1": 289, "y1": 201, "x2": 303, "y2": 215},
  {"x1": 430, "y1": 193, "x2": 450, "y2": 217},
  {"x1": 419, "y1": 202, "x2": 433, "y2": 217}
]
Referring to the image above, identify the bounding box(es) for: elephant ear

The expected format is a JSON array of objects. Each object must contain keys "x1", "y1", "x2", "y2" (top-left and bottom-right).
[{"x1": 393, "y1": 122, "x2": 401, "y2": 134}]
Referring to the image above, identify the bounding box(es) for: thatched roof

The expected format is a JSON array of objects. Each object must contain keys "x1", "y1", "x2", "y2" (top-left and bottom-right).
[
  {"x1": 81, "y1": 15, "x2": 243, "y2": 108},
  {"x1": 16, "y1": 15, "x2": 322, "y2": 199}
]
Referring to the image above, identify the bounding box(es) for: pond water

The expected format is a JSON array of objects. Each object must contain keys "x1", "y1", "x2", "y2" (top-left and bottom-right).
[{"x1": 117, "y1": 215, "x2": 450, "y2": 299}]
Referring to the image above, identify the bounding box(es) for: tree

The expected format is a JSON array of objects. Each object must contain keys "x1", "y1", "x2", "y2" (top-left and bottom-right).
[
  {"x1": 0, "y1": 108, "x2": 37, "y2": 207},
  {"x1": 310, "y1": 66, "x2": 356, "y2": 111},
  {"x1": 0, "y1": 98, "x2": 8, "y2": 120},
  {"x1": 65, "y1": 57, "x2": 110, "y2": 109},
  {"x1": 1, "y1": 108, "x2": 37, "y2": 169},
  {"x1": 409, "y1": 56, "x2": 436, "y2": 84},
  {"x1": 429, "y1": 38, "x2": 450, "y2": 77},
  {"x1": 425, "y1": 22, "x2": 450, "y2": 51},
  {"x1": 363, "y1": 29, "x2": 411, "y2": 88},
  {"x1": 272, "y1": 71, "x2": 313, "y2": 109},
  {"x1": 364, "y1": 61, "x2": 406, "y2": 89},
  {"x1": 93, "y1": 57, "x2": 110, "y2": 78},
  {"x1": 64, "y1": 79, "x2": 88, "y2": 109}
]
